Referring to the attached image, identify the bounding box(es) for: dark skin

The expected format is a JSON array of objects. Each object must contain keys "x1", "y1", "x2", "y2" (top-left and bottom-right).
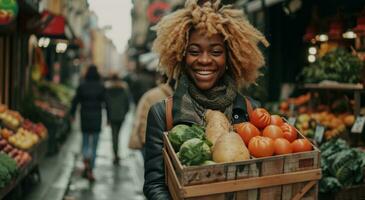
[{"x1": 185, "y1": 30, "x2": 227, "y2": 90}]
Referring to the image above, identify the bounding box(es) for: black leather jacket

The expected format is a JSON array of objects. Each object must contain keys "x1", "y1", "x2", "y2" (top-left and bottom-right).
[{"x1": 143, "y1": 94, "x2": 259, "y2": 200}]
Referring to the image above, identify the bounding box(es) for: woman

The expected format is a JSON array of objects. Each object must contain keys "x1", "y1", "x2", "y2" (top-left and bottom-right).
[
  {"x1": 143, "y1": 0, "x2": 268, "y2": 199},
  {"x1": 70, "y1": 65, "x2": 106, "y2": 181}
]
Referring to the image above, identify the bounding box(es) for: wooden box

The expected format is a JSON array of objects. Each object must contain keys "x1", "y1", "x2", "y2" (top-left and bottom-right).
[{"x1": 163, "y1": 131, "x2": 322, "y2": 200}]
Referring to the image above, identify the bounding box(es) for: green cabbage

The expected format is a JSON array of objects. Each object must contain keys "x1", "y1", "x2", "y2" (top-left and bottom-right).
[
  {"x1": 178, "y1": 138, "x2": 211, "y2": 166},
  {"x1": 168, "y1": 124, "x2": 205, "y2": 151}
]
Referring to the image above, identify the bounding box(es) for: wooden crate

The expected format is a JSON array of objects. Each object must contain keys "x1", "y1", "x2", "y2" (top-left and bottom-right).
[{"x1": 163, "y1": 131, "x2": 322, "y2": 200}]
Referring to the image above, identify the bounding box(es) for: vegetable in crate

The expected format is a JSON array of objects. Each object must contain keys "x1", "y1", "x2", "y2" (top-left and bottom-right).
[
  {"x1": 205, "y1": 110, "x2": 230, "y2": 145},
  {"x1": 250, "y1": 108, "x2": 271, "y2": 129},
  {"x1": 168, "y1": 124, "x2": 205, "y2": 151},
  {"x1": 213, "y1": 131, "x2": 250, "y2": 163},
  {"x1": 248, "y1": 136, "x2": 274, "y2": 157},
  {"x1": 205, "y1": 109, "x2": 230, "y2": 130},
  {"x1": 291, "y1": 139, "x2": 312, "y2": 153},
  {"x1": 234, "y1": 122, "x2": 260, "y2": 145},
  {"x1": 201, "y1": 160, "x2": 216, "y2": 166},
  {"x1": 178, "y1": 138, "x2": 211, "y2": 166}
]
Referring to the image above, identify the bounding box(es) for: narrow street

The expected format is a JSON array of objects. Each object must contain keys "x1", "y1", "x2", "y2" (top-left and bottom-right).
[{"x1": 24, "y1": 107, "x2": 145, "y2": 200}]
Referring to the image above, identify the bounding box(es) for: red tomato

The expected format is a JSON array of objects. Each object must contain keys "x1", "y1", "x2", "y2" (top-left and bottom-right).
[
  {"x1": 262, "y1": 125, "x2": 283, "y2": 140},
  {"x1": 270, "y1": 115, "x2": 284, "y2": 126},
  {"x1": 250, "y1": 108, "x2": 271, "y2": 129},
  {"x1": 248, "y1": 136, "x2": 274, "y2": 157},
  {"x1": 274, "y1": 138, "x2": 293, "y2": 155},
  {"x1": 234, "y1": 122, "x2": 261, "y2": 145},
  {"x1": 281, "y1": 123, "x2": 297, "y2": 142},
  {"x1": 291, "y1": 139, "x2": 312, "y2": 153}
]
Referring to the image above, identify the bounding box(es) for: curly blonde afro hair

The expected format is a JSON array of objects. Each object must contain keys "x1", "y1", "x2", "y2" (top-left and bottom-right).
[{"x1": 152, "y1": 0, "x2": 269, "y2": 87}]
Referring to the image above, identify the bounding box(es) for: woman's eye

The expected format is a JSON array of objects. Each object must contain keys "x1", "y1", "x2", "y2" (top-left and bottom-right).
[
  {"x1": 188, "y1": 50, "x2": 200, "y2": 56},
  {"x1": 211, "y1": 50, "x2": 223, "y2": 56}
]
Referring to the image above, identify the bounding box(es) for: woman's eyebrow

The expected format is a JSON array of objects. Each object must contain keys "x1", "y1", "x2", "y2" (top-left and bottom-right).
[
  {"x1": 210, "y1": 43, "x2": 224, "y2": 47},
  {"x1": 187, "y1": 43, "x2": 200, "y2": 47}
]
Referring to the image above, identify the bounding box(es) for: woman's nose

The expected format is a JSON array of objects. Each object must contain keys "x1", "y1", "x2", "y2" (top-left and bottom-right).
[{"x1": 198, "y1": 52, "x2": 212, "y2": 64}]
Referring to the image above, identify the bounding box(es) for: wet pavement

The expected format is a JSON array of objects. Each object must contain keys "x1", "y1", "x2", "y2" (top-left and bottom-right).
[
  {"x1": 64, "y1": 108, "x2": 145, "y2": 200},
  {"x1": 25, "y1": 107, "x2": 145, "y2": 200}
]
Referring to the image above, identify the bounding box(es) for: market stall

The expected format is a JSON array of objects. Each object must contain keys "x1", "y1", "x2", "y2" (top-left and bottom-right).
[
  {"x1": 21, "y1": 80, "x2": 73, "y2": 155},
  {"x1": 265, "y1": 13, "x2": 365, "y2": 200},
  {"x1": 0, "y1": 104, "x2": 48, "y2": 199}
]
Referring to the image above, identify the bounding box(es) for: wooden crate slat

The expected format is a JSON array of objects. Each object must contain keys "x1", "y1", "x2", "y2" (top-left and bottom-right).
[
  {"x1": 292, "y1": 181, "x2": 317, "y2": 200},
  {"x1": 259, "y1": 158, "x2": 284, "y2": 200},
  {"x1": 164, "y1": 149, "x2": 183, "y2": 200},
  {"x1": 182, "y1": 169, "x2": 321, "y2": 198}
]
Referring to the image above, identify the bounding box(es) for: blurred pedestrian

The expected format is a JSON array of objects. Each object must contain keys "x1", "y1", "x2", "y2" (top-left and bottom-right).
[
  {"x1": 128, "y1": 75, "x2": 174, "y2": 159},
  {"x1": 70, "y1": 64, "x2": 106, "y2": 181},
  {"x1": 105, "y1": 74, "x2": 130, "y2": 165}
]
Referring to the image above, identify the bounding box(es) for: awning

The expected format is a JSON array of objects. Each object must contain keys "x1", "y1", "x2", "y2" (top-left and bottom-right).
[
  {"x1": 38, "y1": 10, "x2": 66, "y2": 38},
  {"x1": 37, "y1": 10, "x2": 83, "y2": 49}
]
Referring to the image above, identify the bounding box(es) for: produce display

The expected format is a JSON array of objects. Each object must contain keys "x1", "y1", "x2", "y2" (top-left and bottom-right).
[
  {"x1": 0, "y1": 153, "x2": 18, "y2": 188},
  {"x1": 8, "y1": 128, "x2": 39, "y2": 150},
  {"x1": 34, "y1": 100, "x2": 66, "y2": 118},
  {"x1": 36, "y1": 81, "x2": 74, "y2": 107},
  {"x1": 167, "y1": 107, "x2": 314, "y2": 166},
  {"x1": 0, "y1": 110, "x2": 23, "y2": 130},
  {"x1": 0, "y1": 137, "x2": 31, "y2": 168},
  {"x1": 22, "y1": 119, "x2": 47, "y2": 139},
  {"x1": 299, "y1": 48, "x2": 364, "y2": 84},
  {"x1": 319, "y1": 139, "x2": 365, "y2": 193},
  {"x1": 295, "y1": 112, "x2": 354, "y2": 140},
  {"x1": 279, "y1": 93, "x2": 311, "y2": 114}
]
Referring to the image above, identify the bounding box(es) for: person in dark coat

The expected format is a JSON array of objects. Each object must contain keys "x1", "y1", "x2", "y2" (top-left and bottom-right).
[
  {"x1": 70, "y1": 64, "x2": 106, "y2": 181},
  {"x1": 105, "y1": 74, "x2": 130, "y2": 165}
]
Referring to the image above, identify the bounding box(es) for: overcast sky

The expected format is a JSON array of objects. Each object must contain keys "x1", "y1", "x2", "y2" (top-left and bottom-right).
[{"x1": 88, "y1": 0, "x2": 132, "y2": 53}]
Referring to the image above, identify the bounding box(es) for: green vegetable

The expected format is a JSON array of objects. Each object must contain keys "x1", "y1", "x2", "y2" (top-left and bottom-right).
[
  {"x1": 0, "y1": 153, "x2": 18, "y2": 177},
  {"x1": 0, "y1": 164, "x2": 11, "y2": 188},
  {"x1": 299, "y1": 48, "x2": 364, "y2": 84},
  {"x1": 330, "y1": 149, "x2": 365, "y2": 187},
  {"x1": 178, "y1": 138, "x2": 211, "y2": 166},
  {"x1": 319, "y1": 177, "x2": 342, "y2": 193},
  {"x1": 320, "y1": 138, "x2": 348, "y2": 159},
  {"x1": 201, "y1": 160, "x2": 216, "y2": 166},
  {"x1": 319, "y1": 139, "x2": 365, "y2": 193},
  {"x1": 168, "y1": 124, "x2": 205, "y2": 151}
]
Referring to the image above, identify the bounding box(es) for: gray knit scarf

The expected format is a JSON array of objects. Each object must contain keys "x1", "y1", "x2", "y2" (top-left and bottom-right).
[{"x1": 172, "y1": 74, "x2": 237, "y2": 126}]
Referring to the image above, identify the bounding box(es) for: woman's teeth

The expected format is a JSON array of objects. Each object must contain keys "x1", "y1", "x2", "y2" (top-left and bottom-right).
[{"x1": 196, "y1": 71, "x2": 214, "y2": 75}]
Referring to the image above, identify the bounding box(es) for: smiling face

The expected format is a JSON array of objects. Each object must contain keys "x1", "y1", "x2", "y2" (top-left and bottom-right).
[{"x1": 185, "y1": 30, "x2": 226, "y2": 90}]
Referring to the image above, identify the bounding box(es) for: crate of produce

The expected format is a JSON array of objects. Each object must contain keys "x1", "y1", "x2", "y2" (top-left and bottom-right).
[{"x1": 163, "y1": 109, "x2": 322, "y2": 200}]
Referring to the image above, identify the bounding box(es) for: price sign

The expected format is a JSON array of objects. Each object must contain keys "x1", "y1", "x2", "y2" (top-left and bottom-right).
[
  {"x1": 351, "y1": 116, "x2": 365, "y2": 134},
  {"x1": 288, "y1": 117, "x2": 296, "y2": 126},
  {"x1": 314, "y1": 125, "x2": 325, "y2": 144}
]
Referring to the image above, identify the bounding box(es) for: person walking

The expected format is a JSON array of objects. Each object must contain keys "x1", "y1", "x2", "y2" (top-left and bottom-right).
[
  {"x1": 105, "y1": 74, "x2": 130, "y2": 165},
  {"x1": 128, "y1": 77, "x2": 173, "y2": 159},
  {"x1": 143, "y1": 0, "x2": 269, "y2": 199},
  {"x1": 70, "y1": 64, "x2": 106, "y2": 181}
]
